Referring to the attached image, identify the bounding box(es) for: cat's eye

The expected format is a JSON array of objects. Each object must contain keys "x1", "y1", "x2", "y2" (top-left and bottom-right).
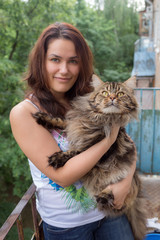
[
  {"x1": 117, "y1": 92, "x2": 124, "y2": 97},
  {"x1": 102, "y1": 91, "x2": 109, "y2": 97}
]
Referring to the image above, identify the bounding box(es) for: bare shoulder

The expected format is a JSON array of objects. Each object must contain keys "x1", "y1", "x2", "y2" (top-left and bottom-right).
[
  {"x1": 9, "y1": 100, "x2": 41, "y2": 143},
  {"x1": 10, "y1": 100, "x2": 33, "y2": 119},
  {"x1": 10, "y1": 100, "x2": 38, "y2": 125}
]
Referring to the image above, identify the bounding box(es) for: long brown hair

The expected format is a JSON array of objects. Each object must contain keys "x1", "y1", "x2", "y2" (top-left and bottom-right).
[{"x1": 25, "y1": 22, "x2": 94, "y2": 117}]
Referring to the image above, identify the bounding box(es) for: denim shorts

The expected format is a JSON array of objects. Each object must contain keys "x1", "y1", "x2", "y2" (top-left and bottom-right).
[{"x1": 43, "y1": 214, "x2": 134, "y2": 240}]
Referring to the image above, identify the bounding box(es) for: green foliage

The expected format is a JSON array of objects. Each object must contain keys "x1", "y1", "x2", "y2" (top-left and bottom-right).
[
  {"x1": 102, "y1": 69, "x2": 130, "y2": 82},
  {"x1": 0, "y1": 58, "x2": 32, "y2": 197}
]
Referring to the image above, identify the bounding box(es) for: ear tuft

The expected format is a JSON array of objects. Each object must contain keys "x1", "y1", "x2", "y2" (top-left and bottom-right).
[
  {"x1": 124, "y1": 75, "x2": 137, "y2": 89},
  {"x1": 91, "y1": 74, "x2": 104, "y2": 88}
]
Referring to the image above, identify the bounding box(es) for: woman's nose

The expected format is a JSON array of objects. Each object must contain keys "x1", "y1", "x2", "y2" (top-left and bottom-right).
[{"x1": 59, "y1": 62, "x2": 68, "y2": 74}]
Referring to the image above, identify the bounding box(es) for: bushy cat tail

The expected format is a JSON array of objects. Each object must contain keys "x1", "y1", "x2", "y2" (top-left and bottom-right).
[{"x1": 126, "y1": 197, "x2": 147, "y2": 240}]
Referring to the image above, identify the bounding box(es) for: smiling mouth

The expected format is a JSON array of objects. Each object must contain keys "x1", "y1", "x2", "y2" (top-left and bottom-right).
[{"x1": 54, "y1": 77, "x2": 71, "y2": 81}]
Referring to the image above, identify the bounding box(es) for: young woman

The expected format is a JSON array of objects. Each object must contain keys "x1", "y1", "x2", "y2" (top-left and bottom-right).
[{"x1": 10, "y1": 22, "x2": 136, "y2": 240}]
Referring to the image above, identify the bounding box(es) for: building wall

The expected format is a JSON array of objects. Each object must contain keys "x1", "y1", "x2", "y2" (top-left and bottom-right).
[{"x1": 153, "y1": 0, "x2": 160, "y2": 87}]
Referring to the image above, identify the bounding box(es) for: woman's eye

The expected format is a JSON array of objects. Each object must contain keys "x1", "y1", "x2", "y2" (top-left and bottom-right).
[
  {"x1": 117, "y1": 92, "x2": 124, "y2": 97},
  {"x1": 51, "y1": 58, "x2": 59, "y2": 63},
  {"x1": 69, "y1": 59, "x2": 78, "y2": 64},
  {"x1": 102, "y1": 91, "x2": 109, "y2": 97}
]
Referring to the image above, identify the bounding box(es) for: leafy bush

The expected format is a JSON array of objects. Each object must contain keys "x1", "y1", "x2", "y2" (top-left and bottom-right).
[{"x1": 0, "y1": 59, "x2": 32, "y2": 197}]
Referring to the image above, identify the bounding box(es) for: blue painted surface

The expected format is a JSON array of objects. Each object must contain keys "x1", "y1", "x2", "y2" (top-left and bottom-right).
[
  {"x1": 126, "y1": 88, "x2": 160, "y2": 174},
  {"x1": 132, "y1": 51, "x2": 155, "y2": 77},
  {"x1": 153, "y1": 111, "x2": 160, "y2": 173},
  {"x1": 144, "y1": 233, "x2": 160, "y2": 240},
  {"x1": 131, "y1": 37, "x2": 155, "y2": 77}
]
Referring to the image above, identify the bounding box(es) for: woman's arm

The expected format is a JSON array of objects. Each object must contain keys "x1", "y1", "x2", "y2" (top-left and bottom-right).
[
  {"x1": 107, "y1": 154, "x2": 137, "y2": 209},
  {"x1": 10, "y1": 101, "x2": 119, "y2": 188}
]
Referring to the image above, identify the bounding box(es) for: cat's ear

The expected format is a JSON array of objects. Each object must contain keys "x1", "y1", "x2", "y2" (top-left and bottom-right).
[
  {"x1": 124, "y1": 75, "x2": 137, "y2": 89},
  {"x1": 91, "y1": 74, "x2": 103, "y2": 88}
]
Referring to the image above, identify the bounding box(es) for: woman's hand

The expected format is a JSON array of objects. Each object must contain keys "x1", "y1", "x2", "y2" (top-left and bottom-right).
[
  {"x1": 107, "y1": 176, "x2": 132, "y2": 209},
  {"x1": 109, "y1": 125, "x2": 120, "y2": 145}
]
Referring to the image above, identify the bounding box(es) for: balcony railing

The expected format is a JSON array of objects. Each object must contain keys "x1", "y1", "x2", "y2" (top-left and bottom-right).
[
  {"x1": 0, "y1": 183, "x2": 44, "y2": 240},
  {"x1": 126, "y1": 88, "x2": 160, "y2": 174}
]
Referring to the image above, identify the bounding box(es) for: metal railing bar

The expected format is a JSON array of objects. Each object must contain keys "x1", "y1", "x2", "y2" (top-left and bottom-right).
[
  {"x1": 31, "y1": 195, "x2": 40, "y2": 240},
  {"x1": 151, "y1": 89, "x2": 156, "y2": 172},
  {"x1": 0, "y1": 183, "x2": 36, "y2": 240},
  {"x1": 16, "y1": 215, "x2": 24, "y2": 240},
  {"x1": 135, "y1": 88, "x2": 160, "y2": 90}
]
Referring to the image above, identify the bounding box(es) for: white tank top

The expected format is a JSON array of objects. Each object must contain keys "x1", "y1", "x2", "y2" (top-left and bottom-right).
[{"x1": 26, "y1": 99, "x2": 105, "y2": 228}]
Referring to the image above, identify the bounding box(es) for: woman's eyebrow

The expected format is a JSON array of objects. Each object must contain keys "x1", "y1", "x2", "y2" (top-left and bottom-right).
[
  {"x1": 48, "y1": 54, "x2": 79, "y2": 59},
  {"x1": 48, "y1": 54, "x2": 61, "y2": 58},
  {"x1": 69, "y1": 56, "x2": 79, "y2": 59}
]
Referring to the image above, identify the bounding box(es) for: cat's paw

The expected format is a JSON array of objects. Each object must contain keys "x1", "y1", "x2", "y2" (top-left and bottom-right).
[
  {"x1": 95, "y1": 189, "x2": 126, "y2": 213},
  {"x1": 48, "y1": 151, "x2": 68, "y2": 169},
  {"x1": 48, "y1": 150, "x2": 81, "y2": 169},
  {"x1": 32, "y1": 112, "x2": 54, "y2": 130},
  {"x1": 95, "y1": 190, "x2": 114, "y2": 209}
]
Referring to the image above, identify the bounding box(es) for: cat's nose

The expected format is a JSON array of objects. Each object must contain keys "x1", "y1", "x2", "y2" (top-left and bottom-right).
[{"x1": 110, "y1": 94, "x2": 116, "y2": 101}]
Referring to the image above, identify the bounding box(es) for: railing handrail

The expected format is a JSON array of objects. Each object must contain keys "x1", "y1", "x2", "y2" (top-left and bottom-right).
[
  {"x1": 0, "y1": 183, "x2": 36, "y2": 240},
  {"x1": 135, "y1": 87, "x2": 160, "y2": 90}
]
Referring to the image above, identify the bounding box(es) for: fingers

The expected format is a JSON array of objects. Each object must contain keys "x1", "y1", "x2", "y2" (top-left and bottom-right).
[
  {"x1": 113, "y1": 197, "x2": 125, "y2": 210},
  {"x1": 113, "y1": 202, "x2": 124, "y2": 210}
]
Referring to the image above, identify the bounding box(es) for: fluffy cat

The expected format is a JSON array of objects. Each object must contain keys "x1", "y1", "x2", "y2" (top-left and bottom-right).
[{"x1": 32, "y1": 75, "x2": 147, "y2": 240}]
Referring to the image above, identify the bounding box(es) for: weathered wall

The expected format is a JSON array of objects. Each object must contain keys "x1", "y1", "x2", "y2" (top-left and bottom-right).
[{"x1": 153, "y1": 0, "x2": 160, "y2": 87}]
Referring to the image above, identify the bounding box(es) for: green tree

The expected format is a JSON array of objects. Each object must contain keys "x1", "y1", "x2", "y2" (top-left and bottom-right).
[{"x1": 101, "y1": 0, "x2": 139, "y2": 80}]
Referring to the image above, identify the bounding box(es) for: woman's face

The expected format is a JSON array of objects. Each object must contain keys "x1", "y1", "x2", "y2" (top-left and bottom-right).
[{"x1": 45, "y1": 38, "x2": 80, "y2": 100}]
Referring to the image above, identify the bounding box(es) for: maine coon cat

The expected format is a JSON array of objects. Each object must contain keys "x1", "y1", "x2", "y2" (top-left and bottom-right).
[{"x1": 32, "y1": 75, "x2": 147, "y2": 240}]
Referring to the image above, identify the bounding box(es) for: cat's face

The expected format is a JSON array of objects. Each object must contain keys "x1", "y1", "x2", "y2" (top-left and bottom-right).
[{"x1": 89, "y1": 80, "x2": 138, "y2": 115}]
